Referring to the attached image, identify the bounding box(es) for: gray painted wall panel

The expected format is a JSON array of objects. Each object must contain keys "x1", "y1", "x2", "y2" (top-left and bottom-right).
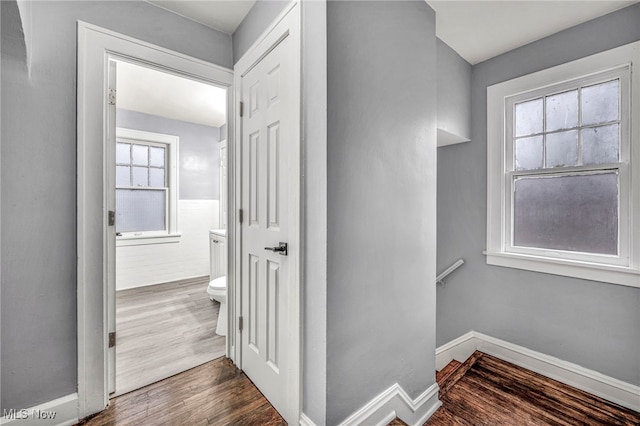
[
  {"x1": 1, "y1": 1, "x2": 27, "y2": 70},
  {"x1": 116, "y1": 109, "x2": 221, "y2": 200},
  {"x1": 232, "y1": 0, "x2": 289, "y2": 64},
  {"x1": 302, "y1": 1, "x2": 328, "y2": 424},
  {"x1": 437, "y1": 38, "x2": 471, "y2": 141},
  {"x1": 436, "y1": 3, "x2": 640, "y2": 386},
  {"x1": 1, "y1": 0, "x2": 231, "y2": 410},
  {"x1": 326, "y1": 2, "x2": 437, "y2": 424}
]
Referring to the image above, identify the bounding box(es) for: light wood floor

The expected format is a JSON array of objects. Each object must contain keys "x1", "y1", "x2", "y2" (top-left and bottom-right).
[
  {"x1": 115, "y1": 276, "x2": 225, "y2": 396},
  {"x1": 78, "y1": 357, "x2": 284, "y2": 426}
]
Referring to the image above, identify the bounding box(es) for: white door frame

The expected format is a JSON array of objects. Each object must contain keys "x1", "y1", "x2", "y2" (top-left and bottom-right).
[
  {"x1": 76, "y1": 22, "x2": 233, "y2": 419},
  {"x1": 232, "y1": 1, "x2": 302, "y2": 422}
]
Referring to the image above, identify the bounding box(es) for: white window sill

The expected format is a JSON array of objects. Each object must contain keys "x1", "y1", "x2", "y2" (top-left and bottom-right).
[
  {"x1": 116, "y1": 233, "x2": 181, "y2": 247},
  {"x1": 484, "y1": 251, "x2": 640, "y2": 288}
]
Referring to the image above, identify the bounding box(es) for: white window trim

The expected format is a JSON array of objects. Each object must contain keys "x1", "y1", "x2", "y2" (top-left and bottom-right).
[
  {"x1": 486, "y1": 41, "x2": 640, "y2": 288},
  {"x1": 115, "y1": 127, "x2": 179, "y2": 246}
]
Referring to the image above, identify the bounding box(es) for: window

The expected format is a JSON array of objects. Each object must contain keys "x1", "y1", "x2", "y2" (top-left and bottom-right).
[
  {"x1": 115, "y1": 128, "x2": 179, "y2": 244},
  {"x1": 486, "y1": 42, "x2": 639, "y2": 287}
]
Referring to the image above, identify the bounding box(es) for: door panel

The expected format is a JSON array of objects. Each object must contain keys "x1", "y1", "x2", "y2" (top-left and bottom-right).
[{"x1": 240, "y1": 30, "x2": 294, "y2": 420}]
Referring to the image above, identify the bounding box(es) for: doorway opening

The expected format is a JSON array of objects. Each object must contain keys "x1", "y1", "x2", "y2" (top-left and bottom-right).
[
  {"x1": 77, "y1": 21, "x2": 235, "y2": 418},
  {"x1": 108, "y1": 59, "x2": 229, "y2": 396}
]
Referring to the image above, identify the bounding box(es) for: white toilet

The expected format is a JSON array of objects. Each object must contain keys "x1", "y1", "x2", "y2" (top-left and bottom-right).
[{"x1": 207, "y1": 229, "x2": 227, "y2": 336}]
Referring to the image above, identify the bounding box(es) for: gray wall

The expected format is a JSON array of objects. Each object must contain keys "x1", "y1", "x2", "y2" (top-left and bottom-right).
[
  {"x1": 116, "y1": 109, "x2": 221, "y2": 200},
  {"x1": 1, "y1": 0, "x2": 231, "y2": 410},
  {"x1": 326, "y1": 2, "x2": 437, "y2": 424},
  {"x1": 232, "y1": 0, "x2": 289, "y2": 64},
  {"x1": 437, "y1": 38, "x2": 471, "y2": 141},
  {"x1": 301, "y1": 1, "x2": 328, "y2": 424},
  {"x1": 1, "y1": 1, "x2": 27, "y2": 71},
  {"x1": 437, "y1": 3, "x2": 640, "y2": 386}
]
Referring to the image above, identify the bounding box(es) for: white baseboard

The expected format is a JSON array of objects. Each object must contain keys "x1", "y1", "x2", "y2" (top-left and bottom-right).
[
  {"x1": 435, "y1": 331, "x2": 477, "y2": 371},
  {"x1": 436, "y1": 331, "x2": 640, "y2": 413},
  {"x1": 337, "y1": 382, "x2": 441, "y2": 426},
  {"x1": 299, "y1": 412, "x2": 318, "y2": 426},
  {"x1": 1, "y1": 393, "x2": 78, "y2": 426}
]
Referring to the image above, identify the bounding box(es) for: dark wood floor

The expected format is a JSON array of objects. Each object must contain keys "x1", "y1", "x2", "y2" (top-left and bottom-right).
[
  {"x1": 78, "y1": 357, "x2": 284, "y2": 426},
  {"x1": 79, "y1": 348, "x2": 639, "y2": 426},
  {"x1": 426, "y1": 351, "x2": 640, "y2": 426}
]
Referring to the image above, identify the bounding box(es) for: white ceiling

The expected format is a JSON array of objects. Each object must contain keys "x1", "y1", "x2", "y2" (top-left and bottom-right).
[
  {"x1": 428, "y1": 1, "x2": 638, "y2": 65},
  {"x1": 116, "y1": 60, "x2": 227, "y2": 128},
  {"x1": 138, "y1": 1, "x2": 638, "y2": 104},
  {"x1": 147, "y1": 1, "x2": 638, "y2": 66},
  {"x1": 146, "y1": 0, "x2": 256, "y2": 34}
]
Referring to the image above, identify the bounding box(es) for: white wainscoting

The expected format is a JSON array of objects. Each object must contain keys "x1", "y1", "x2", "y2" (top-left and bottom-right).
[
  {"x1": 436, "y1": 331, "x2": 640, "y2": 412},
  {"x1": 116, "y1": 200, "x2": 219, "y2": 290}
]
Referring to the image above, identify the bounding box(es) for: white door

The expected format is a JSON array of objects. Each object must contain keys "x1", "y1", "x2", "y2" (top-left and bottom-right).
[{"x1": 239, "y1": 5, "x2": 300, "y2": 423}]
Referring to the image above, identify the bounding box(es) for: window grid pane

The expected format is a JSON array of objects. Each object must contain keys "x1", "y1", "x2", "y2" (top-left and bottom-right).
[
  {"x1": 116, "y1": 141, "x2": 167, "y2": 189},
  {"x1": 115, "y1": 139, "x2": 169, "y2": 234},
  {"x1": 546, "y1": 130, "x2": 578, "y2": 168},
  {"x1": 116, "y1": 143, "x2": 131, "y2": 164},
  {"x1": 581, "y1": 80, "x2": 619, "y2": 126},
  {"x1": 515, "y1": 136, "x2": 543, "y2": 171},
  {"x1": 514, "y1": 78, "x2": 620, "y2": 171},
  {"x1": 132, "y1": 144, "x2": 149, "y2": 166},
  {"x1": 582, "y1": 124, "x2": 620, "y2": 165},
  {"x1": 545, "y1": 89, "x2": 578, "y2": 132}
]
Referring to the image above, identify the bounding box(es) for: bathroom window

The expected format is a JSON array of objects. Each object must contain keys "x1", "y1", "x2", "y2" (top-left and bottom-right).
[
  {"x1": 486, "y1": 42, "x2": 639, "y2": 287},
  {"x1": 115, "y1": 128, "x2": 179, "y2": 244}
]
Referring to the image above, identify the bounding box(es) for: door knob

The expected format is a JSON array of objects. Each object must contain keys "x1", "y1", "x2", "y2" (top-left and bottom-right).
[{"x1": 264, "y1": 242, "x2": 288, "y2": 256}]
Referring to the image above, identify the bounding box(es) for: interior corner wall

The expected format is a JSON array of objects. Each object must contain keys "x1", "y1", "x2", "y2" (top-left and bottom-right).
[
  {"x1": 1, "y1": 1, "x2": 28, "y2": 72},
  {"x1": 436, "y1": 38, "x2": 471, "y2": 141},
  {"x1": 0, "y1": 0, "x2": 231, "y2": 411},
  {"x1": 231, "y1": 0, "x2": 289, "y2": 64},
  {"x1": 301, "y1": 1, "x2": 328, "y2": 424},
  {"x1": 436, "y1": 3, "x2": 640, "y2": 387},
  {"x1": 326, "y1": 1, "x2": 438, "y2": 424}
]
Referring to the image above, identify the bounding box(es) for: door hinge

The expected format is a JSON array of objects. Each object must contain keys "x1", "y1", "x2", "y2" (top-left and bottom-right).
[
  {"x1": 108, "y1": 332, "x2": 116, "y2": 348},
  {"x1": 108, "y1": 88, "x2": 116, "y2": 106},
  {"x1": 239, "y1": 101, "x2": 244, "y2": 117},
  {"x1": 108, "y1": 210, "x2": 116, "y2": 226},
  {"x1": 239, "y1": 209, "x2": 244, "y2": 224},
  {"x1": 238, "y1": 316, "x2": 244, "y2": 332}
]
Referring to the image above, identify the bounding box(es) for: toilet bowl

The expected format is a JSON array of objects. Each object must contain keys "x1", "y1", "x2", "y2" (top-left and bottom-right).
[
  {"x1": 208, "y1": 229, "x2": 227, "y2": 336},
  {"x1": 207, "y1": 276, "x2": 227, "y2": 336}
]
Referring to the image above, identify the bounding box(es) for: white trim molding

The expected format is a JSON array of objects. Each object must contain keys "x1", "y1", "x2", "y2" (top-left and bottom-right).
[
  {"x1": 486, "y1": 40, "x2": 640, "y2": 288},
  {"x1": 299, "y1": 413, "x2": 318, "y2": 426},
  {"x1": 337, "y1": 382, "x2": 441, "y2": 426},
  {"x1": 115, "y1": 127, "x2": 180, "y2": 243},
  {"x1": 436, "y1": 331, "x2": 640, "y2": 412},
  {"x1": 77, "y1": 21, "x2": 233, "y2": 419},
  {"x1": 0, "y1": 394, "x2": 78, "y2": 426}
]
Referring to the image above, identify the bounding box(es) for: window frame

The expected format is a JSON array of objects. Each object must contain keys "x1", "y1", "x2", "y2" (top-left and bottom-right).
[
  {"x1": 486, "y1": 41, "x2": 640, "y2": 288},
  {"x1": 115, "y1": 128, "x2": 180, "y2": 246}
]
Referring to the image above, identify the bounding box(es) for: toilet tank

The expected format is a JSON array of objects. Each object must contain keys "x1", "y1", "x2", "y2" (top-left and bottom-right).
[{"x1": 209, "y1": 229, "x2": 227, "y2": 280}]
